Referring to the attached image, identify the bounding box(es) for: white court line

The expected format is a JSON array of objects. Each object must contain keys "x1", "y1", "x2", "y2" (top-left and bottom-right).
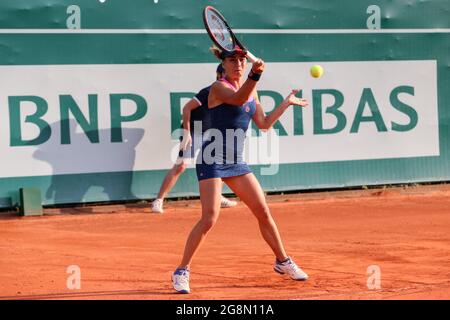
[{"x1": 0, "y1": 28, "x2": 449, "y2": 34}]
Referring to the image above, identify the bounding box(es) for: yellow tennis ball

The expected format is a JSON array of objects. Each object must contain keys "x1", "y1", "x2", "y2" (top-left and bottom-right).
[{"x1": 310, "y1": 65, "x2": 324, "y2": 78}]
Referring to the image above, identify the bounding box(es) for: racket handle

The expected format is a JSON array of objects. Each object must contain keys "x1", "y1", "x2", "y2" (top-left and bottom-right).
[{"x1": 246, "y1": 51, "x2": 258, "y2": 63}]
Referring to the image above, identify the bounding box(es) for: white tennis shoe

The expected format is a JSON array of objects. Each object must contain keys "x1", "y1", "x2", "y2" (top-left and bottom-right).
[
  {"x1": 274, "y1": 257, "x2": 309, "y2": 281},
  {"x1": 172, "y1": 268, "x2": 190, "y2": 294},
  {"x1": 151, "y1": 198, "x2": 164, "y2": 213},
  {"x1": 220, "y1": 197, "x2": 237, "y2": 208}
]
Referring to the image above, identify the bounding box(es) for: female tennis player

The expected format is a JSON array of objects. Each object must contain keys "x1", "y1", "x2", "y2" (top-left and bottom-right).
[{"x1": 172, "y1": 48, "x2": 309, "y2": 294}]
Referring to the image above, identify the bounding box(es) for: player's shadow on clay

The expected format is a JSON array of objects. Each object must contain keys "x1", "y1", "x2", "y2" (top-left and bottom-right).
[
  {"x1": 33, "y1": 119, "x2": 144, "y2": 205},
  {"x1": 0, "y1": 289, "x2": 174, "y2": 300}
]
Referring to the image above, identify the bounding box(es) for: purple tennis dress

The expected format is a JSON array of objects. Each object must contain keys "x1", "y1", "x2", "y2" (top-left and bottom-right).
[{"x1": 196, "y1": 79, "x2": 256, "y2": 181}]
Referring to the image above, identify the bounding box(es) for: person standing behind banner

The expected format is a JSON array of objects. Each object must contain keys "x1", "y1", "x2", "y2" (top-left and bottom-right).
[{"x1": 151, "y1": 64, "x2": 237, "y2": 213}]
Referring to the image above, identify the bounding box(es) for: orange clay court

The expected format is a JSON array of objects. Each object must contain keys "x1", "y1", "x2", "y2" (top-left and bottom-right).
[{"x1": 0, "y1": 184, "x2": 449, "y2": 300}]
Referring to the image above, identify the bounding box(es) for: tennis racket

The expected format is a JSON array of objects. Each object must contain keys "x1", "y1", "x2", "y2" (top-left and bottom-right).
[{"x1": 203, "y1": 5, "x2": 258, "y2": 63}]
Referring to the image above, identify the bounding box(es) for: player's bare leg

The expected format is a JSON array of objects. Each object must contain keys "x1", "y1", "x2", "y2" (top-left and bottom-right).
[
  {"x1": 178, "y1": 178, "x2": 222, "y2": 268},
  {"x1": 172, "y1": 178, "x2": 222, "y2": 293},
  {"x1": 223, "y1": 173, "x2": 308, "y2": 280},
  {"x1": 223, "y1": 173, "x2": 287, "y2": 261}
]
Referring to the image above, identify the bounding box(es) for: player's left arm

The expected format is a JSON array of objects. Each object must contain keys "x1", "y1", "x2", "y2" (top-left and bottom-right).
[{"x1": 252, "y1": 90, "x2": 308, "y2": 130}]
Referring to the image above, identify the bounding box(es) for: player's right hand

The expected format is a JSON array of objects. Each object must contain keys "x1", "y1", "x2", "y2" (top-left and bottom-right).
[{"x1": 252, "y1": 59, "x2": 265, "y2": 74}]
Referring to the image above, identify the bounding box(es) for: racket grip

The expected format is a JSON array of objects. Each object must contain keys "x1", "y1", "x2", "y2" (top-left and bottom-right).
[{"x1": 246, "y1": 51, "x2": 258, "y2": 63}]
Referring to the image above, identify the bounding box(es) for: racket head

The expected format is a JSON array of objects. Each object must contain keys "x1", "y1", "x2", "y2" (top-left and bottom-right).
[
  {"x1": 203, "y1": 6, "x2": 246, "y2": 56},
  {"x1": 233, "y1": 35, "x2": 248, "y2": 52}
]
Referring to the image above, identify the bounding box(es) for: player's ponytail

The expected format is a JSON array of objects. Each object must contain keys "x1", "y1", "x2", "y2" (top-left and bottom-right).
[{"x1": 209, "y1": 45, "x2": 223, "y2": 60}]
